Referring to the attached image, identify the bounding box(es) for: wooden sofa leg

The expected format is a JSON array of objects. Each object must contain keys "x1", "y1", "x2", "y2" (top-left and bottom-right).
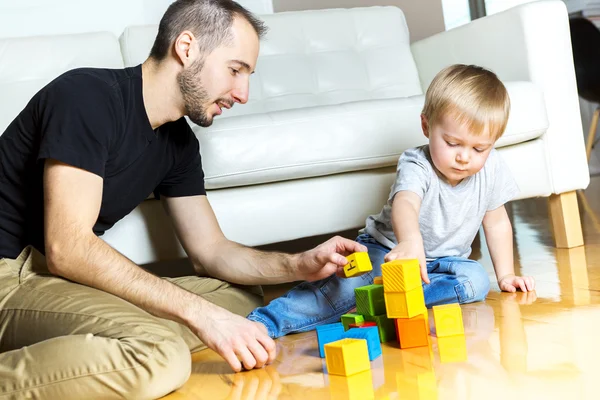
[{"x1": 549, "y1": 191, "x2": 584, "y2": 248}]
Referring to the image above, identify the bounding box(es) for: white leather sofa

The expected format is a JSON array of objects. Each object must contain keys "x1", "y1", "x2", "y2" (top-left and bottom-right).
[{"x1": 0, "y1": 0, "x2": 589, "y2": 266}]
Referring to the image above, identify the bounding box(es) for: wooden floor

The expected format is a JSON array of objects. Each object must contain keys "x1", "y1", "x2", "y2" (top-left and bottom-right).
[{"x1": 163, "y1": 176, "x2": 600, "y2": 400}]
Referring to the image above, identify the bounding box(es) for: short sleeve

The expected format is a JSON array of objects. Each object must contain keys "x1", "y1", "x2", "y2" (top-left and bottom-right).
[
  {"x1": 36, "y1": 73, "x2": 118, "y2": 178},
  {"x1": 390, "y1": 147, "x2": 432, "y2": 201},
  {"x1": 487, "y1": 150, "x2": 520, "y2": 211},
  {"x1": 155, "y1": 121, "x2": 206, "y2": 198}
]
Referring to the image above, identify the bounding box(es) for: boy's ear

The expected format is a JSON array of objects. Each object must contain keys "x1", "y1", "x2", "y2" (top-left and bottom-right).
[{"x1": 421, "y1": 114, "x2": 430, "y2": 138}]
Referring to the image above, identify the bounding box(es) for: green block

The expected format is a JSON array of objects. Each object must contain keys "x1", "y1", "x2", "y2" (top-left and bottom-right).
[
  {"x1": 341, "y1": 313, "x2": 365, "y2": 331},
  {"x1": 354, "y1": 284, "x2": 385, "y2": 317},
  {"x1": 365, "y1": 313, "x2": 396, "y2": 343}
]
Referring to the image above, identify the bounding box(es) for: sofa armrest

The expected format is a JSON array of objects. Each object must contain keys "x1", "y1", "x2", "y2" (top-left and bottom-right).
[{"x1": 411, "y1": 0, "x2": 589, "y2": 194}]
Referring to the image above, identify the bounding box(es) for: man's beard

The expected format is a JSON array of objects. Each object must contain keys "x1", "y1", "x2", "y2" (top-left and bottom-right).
[{"x1": 177, "y1": 59, "x2": 213, "y2": 127}]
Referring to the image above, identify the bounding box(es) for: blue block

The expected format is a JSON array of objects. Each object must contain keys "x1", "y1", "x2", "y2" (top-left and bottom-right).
[
  {"x1": 316, "y1": 322, "x2": 345, "y2": 358},
  {"x1": 342, "y1": 326, "x2": 382, "y2": 361}
]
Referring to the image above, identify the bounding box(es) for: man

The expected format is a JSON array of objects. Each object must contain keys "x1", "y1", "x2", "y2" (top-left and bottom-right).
[{"x1": 0, "y1": 0, "x2": 366, "y2": 398}]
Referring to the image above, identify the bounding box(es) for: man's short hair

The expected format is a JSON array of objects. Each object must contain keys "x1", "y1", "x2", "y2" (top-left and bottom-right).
[
  {"x1": 149, "y1": 0, "x2": 268, "y2": 61},
  {"x1": 421, "y1": 64, "x2": 510, "y2": 141}
]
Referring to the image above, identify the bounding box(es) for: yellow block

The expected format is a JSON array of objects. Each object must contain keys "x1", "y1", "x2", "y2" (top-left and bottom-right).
[
  {"x1": 381, "y1": 259, "x2": 421, "y2": 292},
  {"x1": 438, "y1": 335, "x2": 467, "y2": 363},
  {"x1": 432, "y1": 303, "x2": 464, "y2": 337},
  {"x1": 325, "y1": 338, "x2": 371, "y2": 376},
  {"x1": 329, "y1": 370, "x2": 375, "y2": 400},
  {"x1": 384, "y1": 287, "x2": 426, "y2": 318},
  {"x1": 344, "y1": 252, "x2": 373, "y2": 278},
  {"x1": 373, "y1": 276, "x2": 383, "y2": 285}
]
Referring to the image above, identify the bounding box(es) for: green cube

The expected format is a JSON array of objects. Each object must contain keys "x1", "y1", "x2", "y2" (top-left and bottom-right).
[
  {"x1": 365, "y1": 313, "x2": 396, "y2": 342},
  {"x1": 354, "y1": 284, "x2": 385, "y2": 316},
  {"x1": 340, "y1": 313, "x2": 365, "y2": 331}
]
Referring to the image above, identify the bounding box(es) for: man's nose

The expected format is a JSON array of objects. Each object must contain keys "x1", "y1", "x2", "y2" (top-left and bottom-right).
[{"x1": 231, "y1": 78, "x2": 249, "y2": 104}]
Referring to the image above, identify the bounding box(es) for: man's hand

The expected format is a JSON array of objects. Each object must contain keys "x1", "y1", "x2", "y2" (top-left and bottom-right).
[
  {"x1": 384, "y1": 239, "x2": 429, "y2": 284},
  {"x1": 190, "y1": 305, "x2": 276, "y2": 372},
  {"x1": 295, "y1": 236, "x2": 367, "y2": 282},
  {"x1": 498, "y1": 274, "x2": 535, "y2": 293}
]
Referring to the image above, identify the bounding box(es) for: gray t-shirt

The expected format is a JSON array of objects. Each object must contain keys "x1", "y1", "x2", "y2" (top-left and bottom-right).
[{"x1": 363, "y1": 145, "x2": 519, "y2": 260}]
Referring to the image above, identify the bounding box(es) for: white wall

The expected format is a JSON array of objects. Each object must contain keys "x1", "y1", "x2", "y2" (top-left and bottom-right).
[{"x1": 0, "y1": 0, "x2": 273, "y2": 39}]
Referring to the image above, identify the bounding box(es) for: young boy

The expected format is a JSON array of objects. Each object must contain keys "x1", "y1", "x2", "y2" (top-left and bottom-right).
[{"x1": 247, "y1": 64, "x2": 536, "y2": 339}]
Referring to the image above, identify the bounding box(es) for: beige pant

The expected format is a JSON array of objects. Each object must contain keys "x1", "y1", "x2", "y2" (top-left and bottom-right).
[{"x1": 0, "y1": 246, "x2": 263, "y2": 400}]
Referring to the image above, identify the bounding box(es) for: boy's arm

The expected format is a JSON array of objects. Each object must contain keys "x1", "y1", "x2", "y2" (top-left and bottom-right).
[
  {"x1": 388, "y1": 191, "x2": 430, "y2": 283},
  {"x1": 482, "y1": 205, "x2": 535, "y2": 292}
]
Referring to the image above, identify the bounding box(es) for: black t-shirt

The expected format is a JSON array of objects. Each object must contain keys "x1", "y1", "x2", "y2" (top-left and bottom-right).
[{"x1": 0, "y1": 65, "x2": 206, "y2": 259}]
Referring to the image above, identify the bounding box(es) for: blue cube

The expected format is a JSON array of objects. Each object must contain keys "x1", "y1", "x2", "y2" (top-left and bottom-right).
[
  {"x1": 316, "y1": 322, "x2": 345, "y2": 358},
  {"x1": 342, "y1": 326, "x2": 382, "y2": 360}
]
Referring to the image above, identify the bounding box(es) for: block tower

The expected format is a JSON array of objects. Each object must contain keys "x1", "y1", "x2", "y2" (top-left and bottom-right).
[{"x1": 381, "y1": 259, "x2": 429, "y2": 349}]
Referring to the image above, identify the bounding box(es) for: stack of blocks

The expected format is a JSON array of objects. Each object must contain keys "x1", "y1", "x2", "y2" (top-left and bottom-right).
[
  {"x1": 319, "y1": 254, "x2": 466, "y2": 377},
  {"x1": 381, "y1": 259, "x2": 429, "y2": 349}
]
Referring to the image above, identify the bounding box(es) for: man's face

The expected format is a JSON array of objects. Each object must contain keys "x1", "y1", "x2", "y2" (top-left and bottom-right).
[{"x1": 178, "y1": 17, "x2": 259, "y2": 127}]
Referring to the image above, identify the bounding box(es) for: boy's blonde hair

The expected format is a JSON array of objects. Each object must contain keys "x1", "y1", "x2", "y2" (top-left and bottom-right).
[{"x1": 421, "y1": 64, "x2": 510, "y2": 141}]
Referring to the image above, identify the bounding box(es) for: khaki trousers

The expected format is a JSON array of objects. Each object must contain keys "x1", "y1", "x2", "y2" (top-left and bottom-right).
[{"x1": 0, "y1": 246, "x2": 263, "y2": 400}]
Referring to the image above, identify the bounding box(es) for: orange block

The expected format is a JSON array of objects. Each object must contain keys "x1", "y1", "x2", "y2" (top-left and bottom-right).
[
  {"x1": 395, "y1": 313, "x2": 429, "y2": 349},
  {"x1": 373, "y1": 276, "x2": 383, "y2": 285}
]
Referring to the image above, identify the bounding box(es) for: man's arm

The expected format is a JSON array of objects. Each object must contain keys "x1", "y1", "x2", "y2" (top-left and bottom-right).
[
  {"x1": 43, "y1": 159, "x2": 275, "y2": 371},
  {"x1": 482, "y1": 205, "x2": 535, "y2": 292},
  {"x1": 162, "y1": 195, "x2": 366, "y2": 285}
]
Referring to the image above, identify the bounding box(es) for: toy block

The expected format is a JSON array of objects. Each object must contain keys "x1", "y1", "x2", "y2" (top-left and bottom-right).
[
  {"x1": 365, "y1": 313, "x2": 396, "y2": 342},
  {"x1": 384, "y1": 287, "x2": 426, "y2": 318},
  {"x1": 344, "y1": 252, "x2": 373, "y2": 278},
  {"x1": 381, "y1": 259, "x2": 421, "y2": 292},
  {"x1": 341, "y1": 313, "x2": 364, "y2": 331},
  {"x1": 437, "y1": 335, "x2": 467, "y2": 363},
  {"x1": 355, "y1": 284, "x2": 386, "y2": 316},
  {"x1": 395, "y1": 313, "x2": 429, "y2": 349},
  {"x1": 316, "y1": 322, "x2": 345, "y2": 358},
  {"x1": 373, "y1": 276, "x2": 383, "y2": 285},
  {"x1": 432, "y1": 303, "x2": 464, "y2": 337},
  {"x1": 349, "y1": 321, "x2": 377, "y2": 329},
  {"x1": 329, "y1": 370, "x2": 374, "y2": 400},
  {"x1": 342, "y1": 326, "x2": 382, "y2": 361},
  {"x1": 324, "y1": 338, "x2": 371, "y2": 376}
]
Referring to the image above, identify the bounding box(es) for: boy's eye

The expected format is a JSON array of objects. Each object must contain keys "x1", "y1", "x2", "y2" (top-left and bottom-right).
[
  {"x1": 474, "y1": 148, "x2": 484, "y2": 153},
  {"x1": 230, "y1": 68, "x2": 239, "y2": 76},
  {"x1": 446, "y1": 141, "x2": 457, "y2": 147}
]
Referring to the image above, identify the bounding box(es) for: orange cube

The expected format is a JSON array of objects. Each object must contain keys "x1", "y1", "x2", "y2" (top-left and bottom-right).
[{"x1": 395, "y1": 313, "x2": 429, "y2": 349}]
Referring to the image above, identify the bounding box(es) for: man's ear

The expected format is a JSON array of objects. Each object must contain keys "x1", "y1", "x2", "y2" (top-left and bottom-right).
[
  {"x1": 421, "y1": 114, "x2": 430, "y2": 139},
  {"x1": 173, "y1": 30, "x2": 196, "y2": 67}
]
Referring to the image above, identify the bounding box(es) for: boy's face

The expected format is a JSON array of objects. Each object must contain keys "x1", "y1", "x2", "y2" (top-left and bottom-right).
[{"x1": 421, "y1": 113, "x2": 496, "y2": 186}]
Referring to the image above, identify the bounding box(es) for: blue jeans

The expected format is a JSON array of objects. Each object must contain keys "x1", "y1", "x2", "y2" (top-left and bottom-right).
[{"x1": 247, "y1": 233, "x2": 491, "y2": 338}]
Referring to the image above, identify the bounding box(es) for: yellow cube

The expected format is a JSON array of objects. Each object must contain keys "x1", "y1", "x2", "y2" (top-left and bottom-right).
[
  {"x1": 432, "y1": 303, "x2": 464, "y2": 337},
  {"x1": 325, "y1": 338, "x2": 371, "y2": 376},
  {"x1": 438, "y1": 335, "x2": 467, "y2": 363},
  {"x1": 329, "y1": 370, "x2": 374, "y2": 400},
  {"x1": 381, "y1": 259, "x2": 421, "y2": 292},
  {"x1": 344, "y1": 252, "x2": 373, "y2": 278},
  {"x1": 384, "y1": 287, "x2": 426, "y2": 318},
  {"x1": 373, "y1": 276, "x2": 383, "y2": 285}
]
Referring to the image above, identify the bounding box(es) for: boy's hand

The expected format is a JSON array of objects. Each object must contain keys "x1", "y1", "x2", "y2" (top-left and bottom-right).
[
  {"x1": 384, "y1": 239, "x2": 429, "y2": 284},
  {"x1": 498, "y1": 274, "x2": 535, "y2": 293}
]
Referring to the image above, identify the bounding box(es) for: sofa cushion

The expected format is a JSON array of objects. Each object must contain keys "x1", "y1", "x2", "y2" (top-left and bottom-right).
[
  {"x1": 0, "y1": 32, "x2": 124, "y2": 134},
  {"x1": 198, "y1": 81, "x2": 548, "y2": 189},
  {"x1": 119, "y1": 6, "x2": 423, "y2": 115}
]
